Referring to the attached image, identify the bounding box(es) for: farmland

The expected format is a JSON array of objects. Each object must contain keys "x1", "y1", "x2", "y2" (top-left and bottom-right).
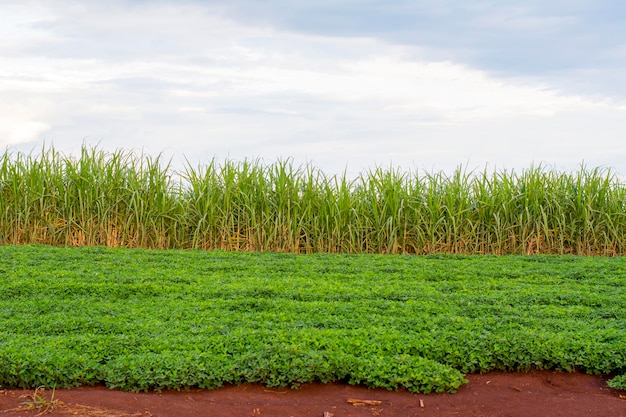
[
  {"x1": 1, "y1": 147, "x2": 625, "y2": 394},
  {"x1": 2, "y1": 146, "x2": 626, "y2": 255},
  {"x1": 1, "y1": 245, "x2": 624, "y2": 392}
]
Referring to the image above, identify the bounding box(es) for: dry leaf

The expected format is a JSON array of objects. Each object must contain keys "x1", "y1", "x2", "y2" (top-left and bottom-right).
[{"x1": 347, "y1": 398, "x2": 382, "y2": 406}]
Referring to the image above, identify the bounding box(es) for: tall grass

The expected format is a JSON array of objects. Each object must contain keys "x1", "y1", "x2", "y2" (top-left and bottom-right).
[{"x1": 1, "y1": 146, "x2": 625, "y2": 255}]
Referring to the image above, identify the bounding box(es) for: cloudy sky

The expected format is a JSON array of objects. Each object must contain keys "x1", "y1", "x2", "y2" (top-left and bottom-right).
[{"x1": 2, "y1": 0, "x2": 625, "y2": 176}]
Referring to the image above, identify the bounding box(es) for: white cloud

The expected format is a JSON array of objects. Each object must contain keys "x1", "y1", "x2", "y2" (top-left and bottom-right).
[
  {"x1": 1, "y1": 1, "x2": 625, "y2": 177},
  {"x1": 0, "y1": 120, "x2": 49, "y2": 145}
]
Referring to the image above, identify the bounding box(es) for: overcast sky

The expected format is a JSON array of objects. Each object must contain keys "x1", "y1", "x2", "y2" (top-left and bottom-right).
[{"x1": 2, "y1": 0, "x2": 625, "y2": 176}]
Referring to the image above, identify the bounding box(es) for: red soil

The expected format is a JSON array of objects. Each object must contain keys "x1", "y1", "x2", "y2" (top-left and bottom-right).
[{"x1": 1, "y1": 371, "x2": 624, "y2": 417}]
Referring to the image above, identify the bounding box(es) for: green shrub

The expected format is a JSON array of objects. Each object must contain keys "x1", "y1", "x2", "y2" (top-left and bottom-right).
[{"x1": 607, "y1": 374, "x2": 626, "y2": 390}]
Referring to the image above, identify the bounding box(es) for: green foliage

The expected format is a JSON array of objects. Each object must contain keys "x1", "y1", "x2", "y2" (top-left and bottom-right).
[
  {"x1": 0, "y1": 246, "x2": 624, "y2": 392},
  {"x1": 2, "y1": 146, "x2": 626, "y2": 254},
  {"x1": 607, "y1": 374, "x2": 626, "y2": 390}
]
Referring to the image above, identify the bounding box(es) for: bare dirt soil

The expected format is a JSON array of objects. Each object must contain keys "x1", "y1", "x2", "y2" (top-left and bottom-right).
[{"x1": 1, "y1": 371, "x2": 625, "y2": 417}]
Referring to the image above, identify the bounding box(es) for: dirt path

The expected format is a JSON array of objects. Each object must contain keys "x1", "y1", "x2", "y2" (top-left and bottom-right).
[{"x1": 1, "y1": 371, "x2": 624, "y2": 417}]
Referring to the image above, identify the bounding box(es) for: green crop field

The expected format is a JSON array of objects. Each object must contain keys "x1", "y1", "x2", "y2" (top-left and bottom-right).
[
  {"x1": 2, "y1": 146, "x2": 626, "y2": 255},
  {"x1": 1, "y1": 147, "x2": 625, "y2": 393},
  {"x1": 1, "y1": 245, "x2": 624, "y2": 392}
]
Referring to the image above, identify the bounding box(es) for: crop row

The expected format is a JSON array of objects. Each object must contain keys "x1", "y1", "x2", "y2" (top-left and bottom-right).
[
  {"x1": 1, "y1": 146, "x2": 626, "y2": 254},
  {"x1": 1, "y1": 245, "x2": 624, "y2": 392}
]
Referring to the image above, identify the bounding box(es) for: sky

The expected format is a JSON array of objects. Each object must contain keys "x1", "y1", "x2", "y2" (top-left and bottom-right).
[{"x1": 2, "y1": 0, "x2": 626, "y2": 177}]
